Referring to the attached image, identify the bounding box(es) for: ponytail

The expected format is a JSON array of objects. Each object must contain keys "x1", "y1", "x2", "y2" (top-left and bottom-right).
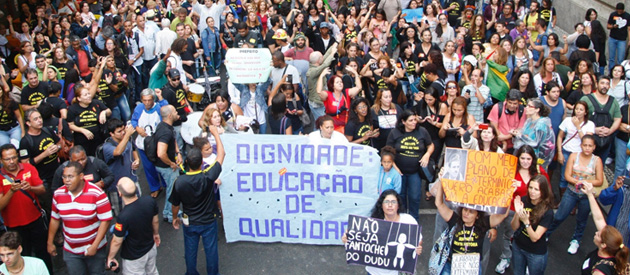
[
  {"x1": 601, "y1": 226, "x2": 630, "y2": 274},
  {"x1": 614, "y1": 243, "x2": 629, "y2": 275}
]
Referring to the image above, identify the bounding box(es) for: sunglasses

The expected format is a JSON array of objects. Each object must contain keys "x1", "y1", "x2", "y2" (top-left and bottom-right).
[
  {"x1": 447, "y1": 85, "x2": 457, "y2": 89},
  {"x1": 172, "y1": 77, "x2": 181, "y2": 81}
]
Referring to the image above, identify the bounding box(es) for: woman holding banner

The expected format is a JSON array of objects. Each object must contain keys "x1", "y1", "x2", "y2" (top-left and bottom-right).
[
  {"x1": 386, "y1": 109, "x2": 434, "y2": 220},
  {"x1": 341, "y1": 189, "x2": 423, "y2": 274},
  {"x1": 432, "y1": 177, "x2": 514, "y2": 275},
  {"x1": 494, "y1": 145, "x2": 549, "y2": 274},
  {"x1": 510, "y1": 175, "x2": 555, "y2": 275}
]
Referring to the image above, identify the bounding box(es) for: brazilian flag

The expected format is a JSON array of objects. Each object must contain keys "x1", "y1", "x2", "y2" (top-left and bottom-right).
[{"x1": 486, "y1": 60, "x2": 509, "y2": 102}]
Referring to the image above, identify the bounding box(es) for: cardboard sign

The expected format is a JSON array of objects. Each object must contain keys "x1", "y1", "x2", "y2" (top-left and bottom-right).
[
  {"x1": 441, "y1": 148, "x2": 518, "y2": 214},
  {"x1": 220, "y1": 135, "x2": 381, "y2": 245},
  {"x1": 225, "y1": 48, "x2": 272, "y2": 84},
  {"x1": 345, "y1": 215, "x2": 421, "y2": 274},
  {"x1": 402, "y1": 9, "x2": 424, "y2": 22},
  {"x1": 452, "y1": 253, "x2": 480, "y2": 275}
]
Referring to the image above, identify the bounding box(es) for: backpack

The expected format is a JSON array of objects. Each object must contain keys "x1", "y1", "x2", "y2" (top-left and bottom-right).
[
  {"x1": 428, "y1": 225, "x2": 457, "y2": 275},
  {"x1": 102, "y1": 14, "x2": 114, "y2": 29},
  {"x1": 94, "y1": 137, "x2": 116, "y2": 165},
  {"x1": 143, "y1": 125, "x2": 159, "y2": 163},
  {"x1": 497, "y1": 101, "x2": 524, "y2": 119},
  {"x1": 586, "y1": 94, "x2": 615, "y2": 148}
]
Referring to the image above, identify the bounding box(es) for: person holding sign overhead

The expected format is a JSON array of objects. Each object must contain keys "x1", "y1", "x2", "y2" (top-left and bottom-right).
[
  {"x1": 432, "y1": 173, "x2": 516, "y2": 275},
  {"x1": 342, "y1": 189, "x2": 422, "y2": 275},
  {"x1": 510, "y1": 175, "x2": 555, "y2": 275}
]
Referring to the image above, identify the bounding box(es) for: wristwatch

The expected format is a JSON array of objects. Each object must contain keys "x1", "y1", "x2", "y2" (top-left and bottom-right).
[
  {"x1": 524, "y1": 224, "x2": 531, "y2": 229},
  {"x1": 625, "y1": 125, "x2": 629, "y2": 130}
]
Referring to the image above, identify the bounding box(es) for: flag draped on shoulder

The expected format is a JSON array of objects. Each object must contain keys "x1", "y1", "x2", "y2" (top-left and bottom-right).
[{"x1": 486, "y1": 60, "x2": 509, "y2": 102}]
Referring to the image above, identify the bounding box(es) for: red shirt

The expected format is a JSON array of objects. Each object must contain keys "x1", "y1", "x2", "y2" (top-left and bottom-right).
[
  {"x1": 76, "y1": 50, "x2": 90, "y2": 77},
  {"x1": 51, "y1": 181, "x2": 112, "y2": 254},
  {"x1": 323, "y1": 90, "x2": 350, "y2": 128},
  {"x1": 0, "y1": 164, "x2": 43, "y2": 227},
  {"x1": 512, "y1": 166, "x2": 550, "y2": 211}
]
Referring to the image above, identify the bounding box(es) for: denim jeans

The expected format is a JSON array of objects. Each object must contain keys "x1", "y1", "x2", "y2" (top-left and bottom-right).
[
  {"x1": 139, "y1": 149, "x2": 165, "y2": 192},
  {"x1": 615, "y1": 137, "x2": 629, "y2": 179},
  {"x1": 63, "y1": 246, "x2": 107, "y2": 275},
  {"x1": 609, "y1": 37, "x2": 627, "y2": 70},
  {"x1": 206, "y1": 52, "x2": 222, "y2": 74},
  {"x1": 155, "y1": 166, "x2": 179, "y2": 221},
  {"x1": 174, "y1": 125, "x2": 185, "y2": 159},
  {"x1": 310, "y1": 105, "x2": 326, "y2": 123},
  {"x1": 548, "y1": 189, "x2": 591, "y2": 241},
  {"x1": 132, "y1": 65, "x2": 144, "y2": 102},
  {"x1": 117, "y1": 94, "x2": 132, "y2": 121},
  {"x1": 0, "y1": 124, "x2": 22, "y2": 148},
  {"x1": 142, "y1": 58, "x2": 158, "y2": 88},
  {"x1": 595, "y1": 141, "x2": 612, "y2": 164},
  {"x1": 183, "y1": 221, "x2": 219, "y2": 275},
  {"x1": 497, "y1": 211, "x2": 516, "y2": 260},
  {"x1": 401, "y1": 172, "x2": 422, "y2": 220},
  {"x1": 558, "y1": 149, "x2": 572, "y2": 189},
  {"x1": 511, "y1": 240, "x2": 547, "y2": 275}
]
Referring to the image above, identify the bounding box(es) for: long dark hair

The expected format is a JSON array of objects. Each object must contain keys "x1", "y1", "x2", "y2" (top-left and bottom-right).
[
  {"x1": 417, "y1": 86, "x2": 442, "y2": 117},
  {"x1": 428, "y1": 50, "x2": 447, "y2": 76},
  {"x1": 477, "y1": 126, "x2": 500, "y2": 152},
  {"x1": 509, "y1": 69, "x2": 537, "y2": 100},
  {"x1": 348, "y1": 97, "x2": 372, "y2": 124},
  {"x1": 455, "y1": 207, "x2": 489, "y2": 233},
  {"x1": 572, "y1": 100, "x2": 590, "y2": 121},
  {"x1": 527, "y1": 175, "x2": 553, "y2": 227},
  {"x1": 370, "y1": 189, "x2": 404, "y2": 219},
  {"x1": 395, "y1": 109, "x2": 418, "y2": 132},
  {"x1": 516, "y1": 145, "x2": 538, "y2": 177},
  {"x1": 270, "y1": 92, "x2": 287, "y2": 120}
]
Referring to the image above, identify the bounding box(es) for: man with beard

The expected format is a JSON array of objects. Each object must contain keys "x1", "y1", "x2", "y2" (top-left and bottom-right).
[
  {"x1": 283, "y1": 33, "x2": 313, "y2": 61},
  {"x1": 581, "y1": 76, "x2": 621, "y2": 161}
]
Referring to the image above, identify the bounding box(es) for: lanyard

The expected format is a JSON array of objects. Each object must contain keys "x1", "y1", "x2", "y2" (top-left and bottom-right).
[{"x1": 464, "y1": 226, "x2": 475, "y2": 253}]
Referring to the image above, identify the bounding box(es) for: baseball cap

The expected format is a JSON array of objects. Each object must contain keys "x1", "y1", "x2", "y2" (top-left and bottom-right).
[
  {"x1": 168, "y1": 69, "x2": 181, "y2": 79},
  {"x1": 617, "y1": 2, "x2": 625, "y2": 10},
  {"x1": 462, "y1": 55, "x2": 477, "y2": 67},
  {"x1": 320, "y1": 22, "x2": 329, "y2": 29}
]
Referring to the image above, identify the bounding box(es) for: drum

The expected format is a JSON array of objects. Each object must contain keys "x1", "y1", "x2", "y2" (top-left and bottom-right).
[
  {"x1": 195, "y1": 76, "x2": 221, "y2": 84},
  {"x1": 187, "y1": 84, "x2": 204, "y2": 103},
  {"x1": 181, "y1": 111, "x2": 203, "y2": 145}
]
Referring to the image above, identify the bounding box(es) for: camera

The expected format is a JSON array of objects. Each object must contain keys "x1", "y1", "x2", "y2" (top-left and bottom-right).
[{"x1": 287, "y1": 75, "x2": 293, "y2": 83}]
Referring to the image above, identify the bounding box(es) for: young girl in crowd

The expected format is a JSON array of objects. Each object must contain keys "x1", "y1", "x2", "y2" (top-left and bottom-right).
[{"x1": 377, "y1": 146, "x2": 402, "y2": 195}]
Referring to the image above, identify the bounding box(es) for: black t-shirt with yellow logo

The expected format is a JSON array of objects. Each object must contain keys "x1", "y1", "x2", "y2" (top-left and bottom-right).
[
  {"x1": 0, "y1": 101, "x2": 19, "y2": 131},
  {"x1": 385, "y1": 126, "x2": 432, "y2": 174},
  {"x1": 20, "y1": 82, "x2": 49, "y2": 106},
  {"x1": 52, "y1": 60, "x2": 76, "y2": 81},
  {"x1": 514, "y1": 196, "x2": 554, "y2": 255},
  {"x1": 98, "y1": 69, "x2": 120, "y2": 108},
  {"x1": 67, "y1": 100, "x2": 108, "y2": 137},
  {"x1": 162, "y1": 83, "x2": 188, "y2": 126},
  {"x1": 447, "y1": 212, "x2": 490, "y2": 260},
  {"x1": 18, "y1": 127, "x2": 60, "y2": 181}
]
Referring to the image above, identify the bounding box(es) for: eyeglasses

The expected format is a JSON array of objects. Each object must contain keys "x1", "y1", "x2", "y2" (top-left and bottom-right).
[{"x1": 383, "y1": 200, "x2": 398, "y2": 205}]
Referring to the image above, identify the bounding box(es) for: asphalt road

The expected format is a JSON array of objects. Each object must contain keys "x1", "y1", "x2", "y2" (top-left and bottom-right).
[{"x1": 48, "y1": 164, "x2": 600, "y2": 275}]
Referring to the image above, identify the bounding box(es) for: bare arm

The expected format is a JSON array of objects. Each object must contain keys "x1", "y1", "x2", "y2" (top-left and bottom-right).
[{"x1": 434, "y1": 178, "x2": 454, "y2": 222}]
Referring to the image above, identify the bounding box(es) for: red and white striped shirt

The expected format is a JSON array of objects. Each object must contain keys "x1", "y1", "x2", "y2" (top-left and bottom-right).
[{"x1": 51, "y1": 181, "x2": 112, "y2": 255}]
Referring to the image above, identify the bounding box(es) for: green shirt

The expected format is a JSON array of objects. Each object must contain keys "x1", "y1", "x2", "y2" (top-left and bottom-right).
[
  {"x1": 149, "y1": 60, "x2": 168, "y2": 90},
  {"x1": 581, "y1": 94, "x2": 622, "y2": 119}
]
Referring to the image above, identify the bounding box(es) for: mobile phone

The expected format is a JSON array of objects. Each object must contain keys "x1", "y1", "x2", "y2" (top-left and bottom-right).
[
  {"x1": 623, "y1": 177, "x2": 630, "y2": 187},
  {"x1": 576, "y1": 182, "x2": 584, "y2": 191},
  {"x1": 479, "y1": 124, "x2": 489, "y2": 130},
  {"x1": 287, "y1": 75, "x2": 293, "y2": 83}
]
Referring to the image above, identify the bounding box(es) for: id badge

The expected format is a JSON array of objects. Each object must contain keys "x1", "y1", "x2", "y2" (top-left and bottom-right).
[{"x1": 452, "y1": 253, "x2": 480, "y2": 275}]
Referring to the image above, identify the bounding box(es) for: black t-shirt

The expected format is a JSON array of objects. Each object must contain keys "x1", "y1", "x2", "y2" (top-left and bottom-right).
[
  {"x1": 445, "y1": 0, "x2": 464, "y2": 27},
  {"x1": 608, "y1": 12, "x2": 630, "y2": 40},
  {"x1": 286, "y1": 99, "x2": 303, "y2": 130},
  {"x1": 264, "y1": 30, "x2": 277, "y2": 48},
  {"x1": 52, "y1": 60, "x2": 76, "y2": 80},
  {"x1": 21, "y1": 82, "x2": 49, "y2": 106},
  {"x1": 161, "y1": 83, "x2": 188, "y2": 126},
  {"x1": 114, "y1": 196, "x2": 159, "y2": 260},
  {"x1": 447, "y1": 212, "x2": 490, "y2": 259},
  {"x1": 34, "y1": 41, "x2": 51, "y2": 57},
  {"x1": 18, "y1": 128, "x2": 60, "y2": 181},
  {"x1": 43, "y1": 97, "x2": 68, "y2": 119},
  {"x1": 566, "y1": 90, "x2": 586, "y2": 106},
  {"x1": 169, "y1": 163, "x2": 222, "y2": 225},
  {"x1": 235, "y1": 32, "x2": 259, "y2": 48},
  {"x1": 0, "y1": 101, "x2": 19, "y2": 131},
  {"x1": 397, "y1": 55, "x2": 419, "y2": 81},
  {"x1": 67, "y1": 100, "x2": 107, "y2": 137},
  {"x1": 220, "y1": 22, "x2": 237, "y2": 47},
  {"x1": 345, "y1": 119, "x2": 371, "y2": 146},
  {"x1": 98, "y1": 69, "x2": 119, "y2": 108},
  {"x1": 386, "y1": 127, "x2": 432, "y2": 174},
  {"x1": 513, "y1": 196, "x2": 554, "y2": 255},
  {"x1": 582, "y1": 249, "x2": 617, "y2": 275},
  {"x1": 372, "y1": 105, "x2": 403, "y2": 151},
  {"x1": 539, "y1": 7, "x2": 556, "y2": 25},
  {"x1": 268, "y1": 114, "x2": 292, "y2": 134},
  {"x1": 618, "y1": 105, "x2": 630, "y2": 142},
  {"x1": 154, "y1": 122, "x2": 177, "y2": 168}
]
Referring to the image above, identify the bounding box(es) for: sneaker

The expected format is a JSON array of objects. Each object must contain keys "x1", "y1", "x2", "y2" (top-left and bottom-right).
[
  {"x1": 606, "y1": 157, "x2": 613, "y2": 165},
  {"x1": 526, "y1": 267, "x2": 529, "y2": 275},
  {"x1": 495, "y1": 258, "x2": 510, "y2": 274},
  {"x1": 568, "y1": 239, "x2": 580, "y2": 254}
]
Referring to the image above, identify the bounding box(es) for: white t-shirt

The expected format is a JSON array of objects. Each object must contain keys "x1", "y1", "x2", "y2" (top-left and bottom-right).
[
  {"x1": 270, "y1": 64, "x2": 300, "y2": 91},
  {"x1": 243, "y1": 91, "x2": 267, "y2": 124},
  {"x1": 365, "y1": 213, "x2": 419, "y2": 275},
  {"x1": 558, "y1": 117, "x2": 595, "y2": 153},
  {"x1": 0, "y1": 256, "x2": 50, "y2": 275},
  {"x1": 308, "y1": 130, "x2": 349, "y2": 143}
]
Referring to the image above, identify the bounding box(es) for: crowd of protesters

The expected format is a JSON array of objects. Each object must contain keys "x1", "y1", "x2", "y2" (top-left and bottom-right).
[{"x1": 1, "y1": 0, "x2": 630, "y2": 274}]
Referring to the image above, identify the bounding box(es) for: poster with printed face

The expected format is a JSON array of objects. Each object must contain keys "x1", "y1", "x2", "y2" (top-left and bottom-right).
[
  {"x1": 220, "y1": 135, "x2": 381, "y2": 245},
  {"x1": 441, "y1": 148, "x2": 518, "y2": 214},
  {"x1": 344, "y1": 215, "x2": 421, "y2": 274},
  {"x1": 225, "y1": 48, "x2": 272, "y2": 84}
]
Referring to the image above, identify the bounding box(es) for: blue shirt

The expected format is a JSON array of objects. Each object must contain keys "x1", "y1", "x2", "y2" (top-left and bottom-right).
[{"x1": 377, "y1": 167, "x2": 402, "y2": 194}]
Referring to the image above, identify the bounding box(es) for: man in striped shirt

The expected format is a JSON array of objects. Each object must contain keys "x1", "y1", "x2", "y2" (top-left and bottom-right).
[{"x1": 46, "y1": 162, "x2": 112, "y2": 275}]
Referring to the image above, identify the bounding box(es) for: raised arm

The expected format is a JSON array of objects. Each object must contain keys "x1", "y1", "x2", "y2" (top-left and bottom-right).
[
  {"x1": 434, "y1": 176, "x2": 454, "y2": 222},
  {"x1": 582, "y1": 181, "x2": 607, "y2": 231},
  {"x1": 317, "y1": 67, "x2": 331, "y2": 101}
]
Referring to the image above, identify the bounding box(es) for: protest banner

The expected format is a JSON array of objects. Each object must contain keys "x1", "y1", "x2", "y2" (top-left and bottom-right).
[
  {"x1": 441, "y1": 148, "x2": 518, "y2": 214},
  {"x1": 402, "y1": 8, "x2": 424, "y2": 22},
  {"x1": 225, "y1": 48, "x2": 272, "y2": 83},
  {"x1": 345, "y1": 215, "x2": 421, "y2": 274},
  {"x1": 452, "y1": 254, "x2": 480, "y2": 275},
  {"x1": 220, "y1": 135, "x2": 381, "y2": 245}
]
